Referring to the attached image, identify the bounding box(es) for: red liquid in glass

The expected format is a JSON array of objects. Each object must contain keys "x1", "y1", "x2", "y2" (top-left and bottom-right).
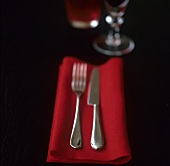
[
  {"x1": 105, "y1": 0, "x2": 129, "y2": 17},
  {"x1": 65, "y1": 0, "x2": 102, "y2": 22}
]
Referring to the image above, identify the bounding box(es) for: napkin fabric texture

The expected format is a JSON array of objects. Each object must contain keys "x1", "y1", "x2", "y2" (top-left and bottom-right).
[{"x1": 47, "y1": 56, "x2": 131, "y2": 165}]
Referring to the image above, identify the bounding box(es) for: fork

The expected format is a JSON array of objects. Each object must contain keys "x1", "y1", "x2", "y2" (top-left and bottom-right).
[{"x1": 70, "y1": 63, "x2": 87, "y2": 148}]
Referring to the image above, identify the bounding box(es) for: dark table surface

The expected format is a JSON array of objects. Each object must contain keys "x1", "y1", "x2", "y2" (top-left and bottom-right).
[{"x1": 1, "y1": 0, "x2": 170, "y2": 166}]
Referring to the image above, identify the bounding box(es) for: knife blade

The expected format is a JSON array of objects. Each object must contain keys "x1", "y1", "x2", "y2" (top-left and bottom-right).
[{"x1": 88, "y1": 68, "x2": 104, "y2": 150}]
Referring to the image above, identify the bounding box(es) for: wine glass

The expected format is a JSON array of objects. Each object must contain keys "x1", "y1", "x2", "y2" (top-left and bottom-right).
[
  {"x1": 65, "y1": 0, "x2": 103, "y2": 29},
  {"x1": 93, "y1": 0, "x2": 135, "y2": 56}
]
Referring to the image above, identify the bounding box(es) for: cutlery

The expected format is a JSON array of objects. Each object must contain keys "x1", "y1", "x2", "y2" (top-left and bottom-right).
[
  {"x1": 88, "y1": 68, "x2": 104, "y2": 150},
  {"x1": 70, "y1": 63, "x2": 87, "y2": 148}
]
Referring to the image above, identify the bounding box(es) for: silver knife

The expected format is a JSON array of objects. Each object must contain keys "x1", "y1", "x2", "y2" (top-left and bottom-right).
[{"x1": 88, "y1": 68, "x2": 104, "y2": 150}]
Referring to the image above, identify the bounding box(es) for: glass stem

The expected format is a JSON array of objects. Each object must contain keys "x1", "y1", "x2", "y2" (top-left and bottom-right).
[{"x1": 106, "y1": 17, "x2": 123, "y2": 47}]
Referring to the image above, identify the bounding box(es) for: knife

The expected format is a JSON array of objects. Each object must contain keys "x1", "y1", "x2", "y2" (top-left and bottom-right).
[{"x1": 88, "y1": 68, "x2": 104, "y2": 150}]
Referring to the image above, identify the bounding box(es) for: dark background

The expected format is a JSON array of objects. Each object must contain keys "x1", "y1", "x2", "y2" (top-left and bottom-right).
[{"x1": 1, "y1": 0, "x2": 170, "y2": 166}]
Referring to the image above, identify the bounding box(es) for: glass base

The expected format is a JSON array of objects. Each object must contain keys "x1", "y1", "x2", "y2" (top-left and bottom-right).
[
  {"x1": 70, "y1": 20, "x2": 99, "y2": 29},
  {"x1": 93, "y1": 34, "x2": 135, "y2": 56}
]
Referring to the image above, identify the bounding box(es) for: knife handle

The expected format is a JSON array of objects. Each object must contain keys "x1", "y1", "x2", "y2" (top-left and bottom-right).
[
  {"x1": 91, "y1": 104, "x2": 104, "y2": 150},
  {"x1": 70, "y1": 96, "x2": 82, "y2": 148}
]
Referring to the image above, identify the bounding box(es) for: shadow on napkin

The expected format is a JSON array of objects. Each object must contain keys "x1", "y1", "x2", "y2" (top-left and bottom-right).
[{"x1": 47, "y1": 56, "x2": 131, "y2": 164}]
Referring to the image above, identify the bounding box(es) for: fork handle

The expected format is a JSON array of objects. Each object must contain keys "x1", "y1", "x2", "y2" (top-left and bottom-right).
[
  {"x1": 91, "y1": 104, "x2": 104, "y2": 150},
  {"x1": 70, "y1": 96, "x2": 82, "y2": 148}
]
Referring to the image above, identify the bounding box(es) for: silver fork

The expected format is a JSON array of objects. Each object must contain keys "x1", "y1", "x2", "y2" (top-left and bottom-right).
[{"x1": 70, "y1": 63, "x2": 87, "y2": 148}]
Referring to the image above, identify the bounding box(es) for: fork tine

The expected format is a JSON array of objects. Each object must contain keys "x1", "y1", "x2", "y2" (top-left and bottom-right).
[
  {"x1": 72, "y1": 63, "x2": 76, "y2": 88},
  {"x1": 76, "y1": 63, "x2": 81, "y2": 88},
  {"x1": 72, "y1": 63, "x2": 79, "y2": 88},
  {"x1": 83, "y1": 64, "x2": 87, "y2": 88},
  {"x1": 79, "y1": 63, "x2": 84, "y2": 88}
]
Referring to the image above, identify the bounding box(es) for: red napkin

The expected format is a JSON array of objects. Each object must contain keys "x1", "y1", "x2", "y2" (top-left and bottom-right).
[{"x1": 47, "y1": 56, "x2": 131, "y2": 165}]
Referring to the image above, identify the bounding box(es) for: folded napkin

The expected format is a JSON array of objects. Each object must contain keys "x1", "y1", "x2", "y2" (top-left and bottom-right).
[{"x1": 47, "y1": 56, "x2": 131, "y2": 165}]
